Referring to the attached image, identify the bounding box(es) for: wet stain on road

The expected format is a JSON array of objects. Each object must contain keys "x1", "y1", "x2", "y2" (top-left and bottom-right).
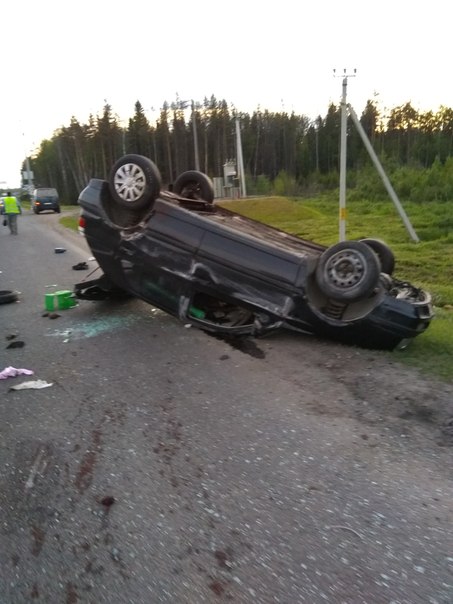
[
  {"x1": 209, "y1": 579, "x2": 227, "y2": 596},
  {"x1": 74, "y1": 428, "x2": 102, "y2": 493},
  {"x1": 31, "y1": 525, "x2": 46, "y2": 556},
  {"x1": 399, "y1": 403, "x2": 436, "y2": 422},
  {"x1": 66, "y1": 582, "x2": 78, "y2": 603},
  {"x1": 212, "y1": 334, "x2": 266, "y2": 358}
]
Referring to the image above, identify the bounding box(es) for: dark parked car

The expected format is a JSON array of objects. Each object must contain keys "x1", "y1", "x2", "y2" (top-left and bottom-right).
[
  {"x1": 32, "y1": 187, "x2": 60, "y2": 214},
  {"x1": 75, "y1": 154, "x2": 433, "y2": 350}
]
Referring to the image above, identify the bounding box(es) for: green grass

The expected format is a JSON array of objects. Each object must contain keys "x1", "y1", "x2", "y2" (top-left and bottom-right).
[
  {"x1": 62, "y1": 196, "x2": 453, "y2": 382},
  {"x1": 59, "y1": 214, "x2": 79, "y2": 230},
  {"x1": 395, "y1": 307, "x2": 453, "y2": 380}
]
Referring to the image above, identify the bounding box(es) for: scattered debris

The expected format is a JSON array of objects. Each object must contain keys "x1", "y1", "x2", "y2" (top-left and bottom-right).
[
  {"x1": 9, "y1": 379, "x2": 53, "y2": 391},
  {"x1": 45, "y1": 290, "x2": 77, "y2": 311},
  {"x1": 72, "y1": 262, "x2": 89, "y2": 270},
  {"x1": 24, "y1": 446, "x2": 48, "y2": 490},
  {"x1": 6, "y1": 340, "x2": 25, "y2": 349},
  {"x1": 99, "y1": 495, "x2": 115, "y2": 509},
  {"x1": 54, "y1": 248, "x2": 66, "y2": 254},
  {"x1": 0, "y1": 290, "x2": 19, "y2": 304},
  {"x1": 42, "y1": 312, "x2": 61, "y2": 319},
  {"x1": 326, "y1": 525, "x2": 364, "y2": 540},
  {"x1": 0, "y1": 366, "x2": 34, "y2": 380}
]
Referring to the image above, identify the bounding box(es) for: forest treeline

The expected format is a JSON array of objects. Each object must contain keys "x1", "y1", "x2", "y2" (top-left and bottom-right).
[{"x1": 26, "y1": 96, "x2": 453, "y2": 204}]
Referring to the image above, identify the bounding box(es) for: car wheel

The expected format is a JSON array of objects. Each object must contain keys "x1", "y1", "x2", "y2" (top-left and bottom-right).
[
  {"x1": 55, "y1": 206, "x2": 61, "y2": 214},
  {"x1": 315, "y1": 241, "x2": 381, "y2": 302},
  {"x1": 173, "y1": 170, "x2": 214, "y2": 203},
  {"x1": 0, "y1": 290, "x2": 19, "y2": 304},
  {"x1": 359, "y1": 238, "x2": 395, "y2": 275},
  {"x1": 109, "y1": 154, "x2": 161, "y2": 211}
]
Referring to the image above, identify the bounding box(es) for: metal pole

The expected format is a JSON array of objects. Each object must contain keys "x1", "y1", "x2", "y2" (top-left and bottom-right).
[
  {"x1": 25, "y1": 156, "x2": 34, "y2": 195},
  {"x1": 191, "y1": 101, "x2": 200, "y2": 171},
  {"x1": 339, "y1": 77, "x2": 348, "y2": 241},
  {"x1": 348, "y1": 104, "x2": 419, "y2": 242},
  {"x1": 235, "y1": 118, "x2": 247, "y2": 198},
  {"x1": 22, "y1": 131, "x2": 34, "y2": 194}
]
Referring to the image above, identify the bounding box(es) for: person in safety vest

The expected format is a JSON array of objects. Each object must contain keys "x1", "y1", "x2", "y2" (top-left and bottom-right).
[{"x1": 3, "y1": 192, "x2": 22, "y2": 235}]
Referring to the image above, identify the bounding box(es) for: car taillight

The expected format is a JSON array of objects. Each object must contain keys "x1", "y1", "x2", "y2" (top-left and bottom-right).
[{"x1": 79, "y1": 216, "x2": 86, "y2": 229}]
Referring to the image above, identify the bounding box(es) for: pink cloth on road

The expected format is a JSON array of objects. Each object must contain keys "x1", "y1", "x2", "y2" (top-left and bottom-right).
[{"x1": 0, "y1": 366, "x2": 34, "y2": 380}]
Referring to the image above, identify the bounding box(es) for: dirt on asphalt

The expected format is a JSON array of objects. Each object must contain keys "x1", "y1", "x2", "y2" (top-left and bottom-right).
[{"x1": 224, "y1": 329, "x2": 453, "y2": 451}]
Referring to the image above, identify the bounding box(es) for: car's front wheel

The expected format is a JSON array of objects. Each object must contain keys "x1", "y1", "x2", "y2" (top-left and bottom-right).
[
  {"x1": 109, "y1": 154, "x2": 161, "y2": 212},
  {"x1": 315, "y1": 240, "x2": 381, "y2": 302}
]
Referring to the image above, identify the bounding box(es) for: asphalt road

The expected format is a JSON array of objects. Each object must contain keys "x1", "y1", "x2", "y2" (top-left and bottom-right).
[{"x1": 0, "y1": 210, "x2": 452, "y2": 603}]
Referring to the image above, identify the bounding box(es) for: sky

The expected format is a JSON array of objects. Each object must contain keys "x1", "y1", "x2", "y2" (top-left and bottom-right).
[{"x1": 1, "y1": 0, "x2": 452, "y2": 189}]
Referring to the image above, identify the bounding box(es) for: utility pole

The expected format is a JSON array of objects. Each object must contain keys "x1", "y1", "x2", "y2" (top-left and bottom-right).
[
  {"x1": 235, "y1": 117, "x2": 246, "y2": 198},
  {"x1": 331, "y1": 70, "x2": 419, "y2": 243},
  {"x1": 25, "y1": 156, "x2": 33, "y2": 194},
  {"x1": 191, "y1": 100, "x2": 200, "y2": 171},
  {"x1": 22, "y1": 132, "x2": 35, "y2": 195},
  {"x1": 334, "y1": 68, "x2": 356, "y2": 241}
]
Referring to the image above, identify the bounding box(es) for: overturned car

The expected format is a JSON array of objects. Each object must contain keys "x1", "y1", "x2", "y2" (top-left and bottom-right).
[{"x1": 75, "y1": 154, "x2": 433, "y2": 350}]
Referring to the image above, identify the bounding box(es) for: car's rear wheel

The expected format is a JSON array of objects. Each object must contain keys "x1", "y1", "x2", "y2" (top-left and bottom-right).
[
  {"x1": 109, "y1": 154, "x2": 161, "y2": 212},
  {"x1": 359, "y1": 238, "x2": 395, "y2": 275},
  {"x1": 316, "y1": 241, "x2": 381, "y2": 302},
  {"x1": 173, "y1": 170, "x2": 214, "y2": 203}
]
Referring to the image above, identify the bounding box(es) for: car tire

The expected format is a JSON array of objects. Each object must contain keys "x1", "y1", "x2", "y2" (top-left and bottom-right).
[
  {"x1": 359, "y1": 238, "x2": 395, "y2": 275},
  {"x1": 55, "y1": 206, "x2": 61, "y2": 214},
  {"x1": 109, "y1": 154, "x2": 161, "y2": 211},
  {"x1": 173, "y1": 170, "x2": 215, "y2": 203},
  {"x1": 316, "y1": 240, "x2": 381, "y2": 302},
  {"x1": 0, "y1": 290, "x2": 19, "y2": 304}
]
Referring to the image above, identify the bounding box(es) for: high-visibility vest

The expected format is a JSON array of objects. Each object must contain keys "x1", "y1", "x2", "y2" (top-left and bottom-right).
[{"x1": 3, "y1": 197, "x2": 20, "y2": 214}]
